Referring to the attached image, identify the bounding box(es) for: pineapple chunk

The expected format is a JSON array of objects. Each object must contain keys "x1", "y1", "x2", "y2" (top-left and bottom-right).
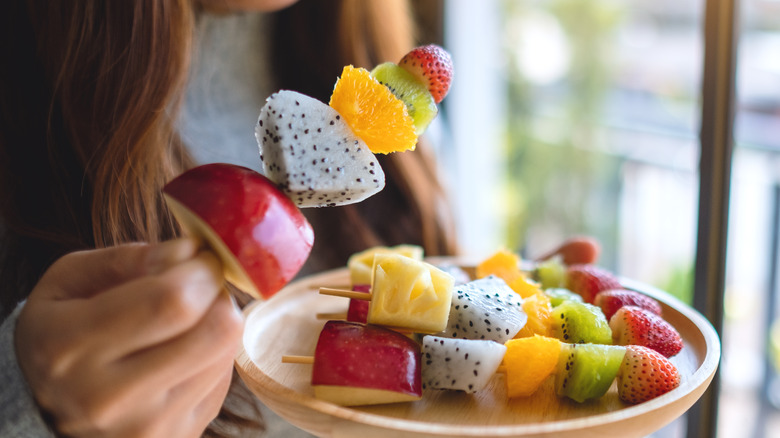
[
  {"x1": 347, "y1": 244, "x2": 424, "y2": 285},
  {"x1": 368, "y1": 254, "x2": 454, "y2": 333}
]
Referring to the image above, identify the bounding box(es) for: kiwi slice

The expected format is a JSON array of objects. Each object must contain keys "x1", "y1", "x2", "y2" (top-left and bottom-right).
[
  {"x1": 371, "y1": 62, "x2": 438, "y2": 135},
  {"x1": 544, "y1": 288, "x2": 584, "y2": 307},
  {"x1": 535, "y1": 258, "x2": 566, "y2": 289},
  {"x1": 552, "y1": 300, "x2": 612, "y2": 344},
  {"x1": 555, "y1": 343, "x2": 626, "y2": 403}
]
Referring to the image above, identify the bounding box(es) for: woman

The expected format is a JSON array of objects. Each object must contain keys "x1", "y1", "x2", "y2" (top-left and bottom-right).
[{"x1": 0, "y1": 0, "x2": 457, "y2": 436}]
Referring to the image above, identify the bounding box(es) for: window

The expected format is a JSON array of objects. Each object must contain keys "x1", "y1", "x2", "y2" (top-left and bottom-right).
[{"x1": 443, "y1": 0, "x2": 780, "y2": 436}]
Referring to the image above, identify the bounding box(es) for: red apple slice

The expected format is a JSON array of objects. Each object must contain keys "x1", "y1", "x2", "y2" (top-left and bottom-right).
[
  {"x1": 345, "y1": 284, "x2": 370, "y2": 323},
  {"x1": 163, "y1": 163, "x2": 314, "y2": 299},
  {"x1": 312, "y1": 320, "x2": 422, "y2": 406}
]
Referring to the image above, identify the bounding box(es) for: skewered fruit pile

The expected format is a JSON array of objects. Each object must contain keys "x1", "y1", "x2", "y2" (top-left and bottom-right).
[
  {"x1": 286, "y1": 237, "x2": 683, "y2": 407},
  {"x1": 256, "y1": 44, "x2": 453, "y2": 207},
  {"x1": 161, "y1": 45, "x2": 453, "y2": 299}
]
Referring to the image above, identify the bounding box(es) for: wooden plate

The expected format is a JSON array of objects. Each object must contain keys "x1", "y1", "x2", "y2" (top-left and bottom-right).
[{"x1": 235, "y1": 262, "x2": 720, "y2": 438}]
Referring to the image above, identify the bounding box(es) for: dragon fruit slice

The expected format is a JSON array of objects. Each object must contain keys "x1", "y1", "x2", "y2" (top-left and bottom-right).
[
  {"x1": 255, "y1": 90, "x2": 385, "y2": 207},
  {"x1": 421, "y1": 336, "x2": 506, "y2": 393},
  {"x1": 441, "y1": 276, "x2": 528, "y2": 343}
]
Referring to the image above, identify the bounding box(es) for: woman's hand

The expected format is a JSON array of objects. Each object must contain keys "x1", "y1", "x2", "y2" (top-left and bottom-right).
[{"x1": 14, "y1": 239, "x2": 243, "y2": 438}]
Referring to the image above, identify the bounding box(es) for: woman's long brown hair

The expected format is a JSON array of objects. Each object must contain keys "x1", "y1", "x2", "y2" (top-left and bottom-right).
[
  {"x1": 0, "y1": 0, "x2": 457, "y2": 434},
  {"x1": 0, "y1": 0, "x2": 195, "y2": 316}
]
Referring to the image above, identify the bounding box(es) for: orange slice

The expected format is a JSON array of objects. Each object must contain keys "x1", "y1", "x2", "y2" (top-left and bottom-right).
[
  {"x1": 329, "y1": 65, "x2": 417, "y2": 154},
  {"x1": 515, "y1": 292, "x2": 553, "y2": 338},
  {"x1": 475, "y1": 249, "x2": 524, "y2": 284},
  {"x1": 508, "y1": 275, "x2": 543, "y2": 299},
  {"x1": 504, "y1": 335, "x2": 561, "y2": 398}
]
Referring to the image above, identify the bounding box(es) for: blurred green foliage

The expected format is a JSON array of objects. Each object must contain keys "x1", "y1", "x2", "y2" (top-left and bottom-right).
[{"x1": 501, "y1": 0, "x2": 623, "y2": 269}]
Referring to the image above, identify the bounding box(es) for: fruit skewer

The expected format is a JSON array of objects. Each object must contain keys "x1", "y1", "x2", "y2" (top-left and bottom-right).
[
  {"x1": 294, "y1": 244, "x2": 684, "y2": 408},
  {"x1": 282, "y1": 336, "x2": 507, "y2": 396},
  {"x1": 161, "y1": 44, "x2": 454, "y2": 301},
  {"x1": 256, "y1": 45, "x2": 453, "y2": 207},
  {"x1": 420, "y1": 334, "x2": 618, "y2": 401},
  {"x1": 318, "y1": 253, "x2": 455, "y2": 334},
  {"x1": 283, "y1": 332, "x2": 681, "y2": 406},
  {"x1": 281, "y1": 320, "x2": 423, "y2": 406}
]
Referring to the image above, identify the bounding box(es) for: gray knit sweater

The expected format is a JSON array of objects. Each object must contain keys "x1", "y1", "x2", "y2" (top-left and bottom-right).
[{"x1": 0, "y1": 304, "x2": 55, "y2": 436}]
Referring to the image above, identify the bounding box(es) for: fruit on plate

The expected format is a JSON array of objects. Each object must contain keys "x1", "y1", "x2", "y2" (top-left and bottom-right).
[
  {"x1": 347, "y1": 244, "x2": 424, "y2": 285},
  {"x1": 536, "y1": 236, "x2": 601, "y2": 265},
  {"x1": 421, "y1": 336, "x2": 506, "y2": 393},
  {"x1": 514, "y1": 292, "x2": 553, "y2": 338},
  {"x1": 441, "y1": 276, "x2": 527, "y2": 343},
  {"x1": 303, "y1": 243, "x2": 691, "y2": 409},
  {"x1": 346, "y1": 284, "x2": 371, "y2": 324},
  {"x1": 329, "y1": 65, "x2": 417, "y2": 154},
  {"x1": 434, "y1": 263, "x2": 473, "y2": 286},
  {"x1": 398, "y1": 44, "x2": 454, "y2": 104},
  {"x1": 610, "y1": 306, "x2": 683, "y2": 357},
  {"x1": 551, "y1": 300, "x2": 613, "y2": 345},
  {"x1": 617, "y1": 345, "x2": 681, "y2": 404},
  {"x1": 565, "y1": 264, "x2": 622, "y2": 303},
  {"x1": 311, "y1": 321, "x2": 422, "y2": 406},
  {"x1": 509, "y1": 275, "x2": 544, "y2": 299},
  {"x1": 475, "y1": 249, "x2": 544, "y2": 298},
  {"x1": 544, "y1": 288, "x2": 584, "y2": 307},
  {"x1": 254, "y1": 46, "x2": 454, "y2": 206},
  {"x1": 255, "y1": 90, "x2": 385, "y2": 207},
  {"x1": 163, "y1": 163, "x2": 314, "y2": 299},
  {"x1": 371, "y1": 62, "x2": 438, "y2": 135},
  {"x1": 504, "y1": 335, "x2": 561, "y2": 398},
  {"x1": 594, "y1": 288, "x2": 662, "y2": 320},
  {"x1": 475, "y1": 248, "x2": 524, "y2": 284},
  {"x1": 367, "y1": 253, "x2": 455, "y2": 333},
  {"x1": 555, "y1": 343, "x2": 626, "y2": 403},
  {"x1": 534, "y1": 258, "x2": 567, "y2": 289}
]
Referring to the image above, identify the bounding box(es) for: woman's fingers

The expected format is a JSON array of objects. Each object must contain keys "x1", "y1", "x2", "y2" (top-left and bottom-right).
[
  {"x1": 15, "y1": 240, "x2": 243, "y2": 438},
  {"x1": 113, "y1": 288, "x2": 243, "y2": 398},
  {"x1": 82, "y1": 250, "x2": 227, "y2": 362},
  {"x1": 164, "y1": 351, "x2": 236, "y2": 435},
  {"x1": 52, "y1": 345, "x2": 237, "y2": 438},
  {"x1": 107, "y1": 355, "x2": 236, "y2": 438},
  {"x1": 84, "y1": 291, "x2": 241, "y2": 437},
  {"x1": 36, "y1": 290, "x2": 241, "y2": 437},
  {"x1": 34, "y1": 238, "x2": 199, "y2": 301}
]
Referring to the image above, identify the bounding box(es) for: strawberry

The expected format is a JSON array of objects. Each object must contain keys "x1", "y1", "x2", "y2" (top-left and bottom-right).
[
  {"x1": 536, "y1": 236, "x2": 601, "y2": 265},
  {"x1": 398, "y1": 44, "x2": 453, "y2": 103},
  {"x1": 565, "y1": 264, "x2": 622, "y2": 303},
  {"x1": 594, "y1": 289, "x2": 662, "y2": 320},
  {"x1": 617, "y1": 345, "x2": 681, "y2": 404},
  {"x1": 609, "y1": 305, "x2": 683, "y2": 357}
]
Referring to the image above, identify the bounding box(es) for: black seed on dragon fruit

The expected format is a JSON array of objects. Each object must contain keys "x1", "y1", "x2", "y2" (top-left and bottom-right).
[
  {"x1": 421, "y1": 336, "x2": 506, "y2": 393},
  {"x1": 255, "y1": 90, "x2": 386, "y2": 208},
  {"x1": 440, "y1": 276, "x2": 528, "y2": 343}
]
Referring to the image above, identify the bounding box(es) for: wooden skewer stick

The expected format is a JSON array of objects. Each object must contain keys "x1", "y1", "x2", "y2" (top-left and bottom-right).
[
  {"x1": 282, "y1": 355, "x2": 315, "y2": 364},
  {"x1": 315, "y1": 312, "x2": 348, "y2": 320},
  {"x1": 313, "y1": 283, "x2": 352, "y2": 291},
  {"x1": 282, "y1": 355, "x2": 509, "y2": 376},
  {"x1": 319, "y1": 287, "x2": 372, "y2": 301}
]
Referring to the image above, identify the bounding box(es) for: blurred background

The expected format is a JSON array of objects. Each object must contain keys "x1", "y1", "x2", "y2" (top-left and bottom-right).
[{"x1": 414, "y1": 0, "x2": 780, "y2": 436}]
